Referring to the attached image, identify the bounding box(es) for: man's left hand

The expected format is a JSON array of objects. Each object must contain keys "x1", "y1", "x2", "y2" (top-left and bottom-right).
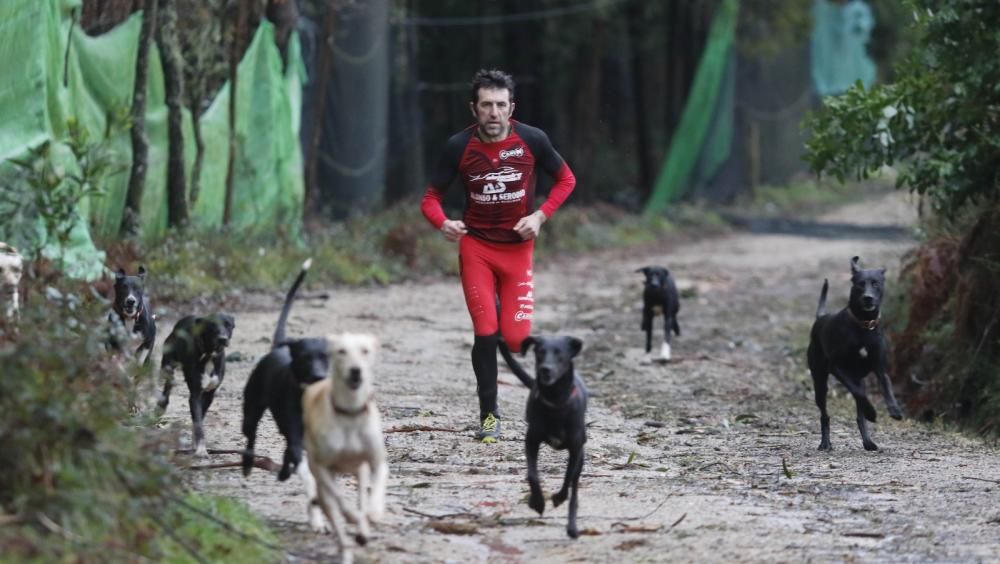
[{"x1": 513, "y1": 210, "x2": 547, "y2": 240}]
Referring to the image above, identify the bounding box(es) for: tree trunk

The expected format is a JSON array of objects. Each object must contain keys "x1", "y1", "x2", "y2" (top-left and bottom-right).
[
  {"x1": 189, "y1": 100, "x2": 205, "y2": 206},
  {"x1": 157, "y1": 0, "x2": 188, "y2": 228},
  {"x1": 266, "y1": 0, "x2": 299, "y2": 71},
  {"x1": 303, "y1": 0, "x2": 336, "y2": 223},
  {"x1": 223, "y1": 0, "x2": 247, "y2": 226},
  {"x1": 572, "y1": 17, "x2": 606, "y2": 202},
  {"x1": 120, "y1": 0, "x2": 157, "y2": 237},
  {"x1": 628, "y1": 1, "x2": 653, "y2": 201}
]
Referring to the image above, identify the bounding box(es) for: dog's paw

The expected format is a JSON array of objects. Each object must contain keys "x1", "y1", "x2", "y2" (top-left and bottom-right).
[
  {"x1": 194, "y1": 443, "x2": 209, "y2": 458},
  {"x1": 241, "y1": 450, "x2": 255, "y2": 476},
  {"x1": 309, "y1": 514, "x2": 330, "y2": 534},
  {"x1": 155, "y1": 395, "x2": 169, "y2": 411},
  {"x1": 659, "y1": 342, "x2": 671, "y2": 361},
  {"x1": 818, "y1": 440, "x2": 832, "y2": 451},
  {"x1": 354, "y1": 533, "x2": 368, "y2": 547},
  {"x1": 277, "y1": 464, "x2": 292, "y2": 482},
  {"x1": 528, "y1": 492, "x2": 546, "y2": 516},
  {"x1": 567, "y1": 524, "x2": 579, "y2": 539},
  {"x1": 551, "y1": 489, "x2": 568, "y2": 508},
  {"x1": 862, "y1": 401, "x2": 877, "y2": 423},
  {"x1": 863, "y1": 440, "x2": 879, "y2": 451},
  {"x1": 889, "y1": 406, "x2": 903, "y2": 420},
  {"x1": 367, "y1": 506, "x2": 385, "y2": 523}
]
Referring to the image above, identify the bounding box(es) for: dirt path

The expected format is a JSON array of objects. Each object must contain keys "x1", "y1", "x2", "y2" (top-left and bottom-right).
[{"x1": 168, "y1": 192, "x2": 1000, "y2": 562}]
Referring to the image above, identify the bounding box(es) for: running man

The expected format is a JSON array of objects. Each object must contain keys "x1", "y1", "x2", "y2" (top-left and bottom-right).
[{"x1": 420, "y1": 68, "x2": 576, "y2": 443}]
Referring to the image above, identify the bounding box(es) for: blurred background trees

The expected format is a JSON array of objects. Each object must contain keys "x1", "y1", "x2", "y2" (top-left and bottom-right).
[{"x1": 68, "y1": 0, "x2": 911, "y2": 224}]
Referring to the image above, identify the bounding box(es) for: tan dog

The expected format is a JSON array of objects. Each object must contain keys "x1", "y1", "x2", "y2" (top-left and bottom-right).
[
  {"x1": 0, "y1": 243, "x2": 23, "y2": 321},
  {"x1": 302, "y1": 333, "x2": 387, "y2": 563}
]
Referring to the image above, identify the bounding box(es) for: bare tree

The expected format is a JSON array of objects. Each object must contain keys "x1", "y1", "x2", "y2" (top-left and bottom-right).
[
  {"x1": 120, "y1": 0, "x2": 158, "y2": 236},
  {"x1": 223, "y1": 0, "x2": 247, "y2": 226},
  {"x1": 156, "y1": 0, "x2": 188, "y2": 228},
  {"x1": 303, "y1": 0, "x2": 336, "y2": 223}
]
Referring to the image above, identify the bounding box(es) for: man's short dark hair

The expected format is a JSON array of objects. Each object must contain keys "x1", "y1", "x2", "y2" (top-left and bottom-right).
[{"x1": 470, "y1": 69, "x2": 515, "y2": 104}]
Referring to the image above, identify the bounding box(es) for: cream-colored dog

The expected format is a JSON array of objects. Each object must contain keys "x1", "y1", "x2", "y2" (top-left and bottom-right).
[
  {"x1": 303, "y1": 333, "x2": 387, "y2": 564},
  {"x1": 0, "y1": 243, "x2": 23, "y2": 322}
]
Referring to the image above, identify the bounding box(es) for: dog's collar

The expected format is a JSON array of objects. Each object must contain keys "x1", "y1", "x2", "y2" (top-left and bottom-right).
[
  {"x1": 847, "y1": 308, "x2": 880, "y2": 331},
  {"x1": 538, "y1": 384, "x2": 579, "y2": 408},
  {"x1": 332, "y1": 401, "x2": 370, "y2": 417}
]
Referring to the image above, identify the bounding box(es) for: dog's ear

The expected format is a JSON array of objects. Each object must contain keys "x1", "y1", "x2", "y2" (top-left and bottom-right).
[
  {"x1": 850, "y1": 256, "x2": 861, "y2": 274},
  {"x1": 520, "y1": 336, "x2": 536, "y2": 357},
  {"x1": 879, "y1": 268, "x2": 887, "y2": 277},
  {"x1": 138, "y1": 265, "x2": 147, "y2": 280},
  {"x1": 566, "y1": 336, "x2": 583, "y2": 358},
  {"x1": 115, "y1": 267, "x2": 126, "y2": 280},
  {"x1": 635, "y1": 267, "x2": 649, "y2": 275}
]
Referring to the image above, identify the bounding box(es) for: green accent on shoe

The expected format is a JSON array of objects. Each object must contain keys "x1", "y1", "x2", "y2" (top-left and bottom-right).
[{"x1": 475, "y1": 413, "x2": 501, "y2": 443}]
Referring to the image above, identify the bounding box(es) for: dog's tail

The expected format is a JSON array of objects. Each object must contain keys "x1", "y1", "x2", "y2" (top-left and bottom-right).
[
  {"x1": 498, "y1": 338, "x2": 535, "y2": 388},
  {"x1": 272, "y1": 258, "x2": 312, "y2": 350},
  {"x1": 815, "y1": 279, "x2": 829, "y2": 318}
]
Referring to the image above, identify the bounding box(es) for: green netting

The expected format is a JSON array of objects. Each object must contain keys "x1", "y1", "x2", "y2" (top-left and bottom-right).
[
  {"x1": 0, "y1": 0, "x2": 304, "y2": 280},
  {"x1": 644, "y1": 0, "x2": 738, "y2": 214},
  {"x1": 810, "y1": 0, "x2": 876, "y2": 96}
]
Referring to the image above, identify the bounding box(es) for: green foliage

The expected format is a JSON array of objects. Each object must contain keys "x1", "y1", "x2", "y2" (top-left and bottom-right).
[
  {"x1": 805, "y1": 0, "x2": 1000, "y2": 220},
  {"x1": 1, "y1": 114, "x2": 127, "y2": 267},
  {"x1": 0, "y1": 292, "x2": 279, "y2": 561},
  {"x1": 740, "y1": 177, "x2": 893, "y2": 217}
]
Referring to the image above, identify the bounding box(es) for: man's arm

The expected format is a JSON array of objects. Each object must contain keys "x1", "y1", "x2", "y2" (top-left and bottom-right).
[
  {"x1": 421, "y1": 186, "x2": 467, "y2": 241},
  {"x1": 514, "y1": 125, "x2": 577, "y2": 239},
  {"x1": 421, "y1": 130, "x2": 472, "y2": 240}
]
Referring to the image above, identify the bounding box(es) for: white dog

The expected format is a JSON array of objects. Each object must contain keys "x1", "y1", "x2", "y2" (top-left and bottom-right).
[
  {"x1": 0, "y1": 243, "x2": 23, "y2": 322},
  {"x1": 303, "y1": 333, "x2": 387, "y2": 564}
]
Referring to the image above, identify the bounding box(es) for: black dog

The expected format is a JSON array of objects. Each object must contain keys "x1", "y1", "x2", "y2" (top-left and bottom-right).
[
  {"x1": 636, "y1": 266, "x2": 680, "y2": 360},
  {"x1": 158, "y1": 312, "x2": 236, "y2": 457},
  {"x1": 108, "y1": 266, "x2": 156, "y2": 365},
  {"x1": 242, "y1": 258, "x2": 330, "y2": 482},
  {"x1": 807, "y1": 256, "x2": 903, "y2": 451},
  {"x1": 500, "y1": 336, "x2": 588, "y2": 539}
]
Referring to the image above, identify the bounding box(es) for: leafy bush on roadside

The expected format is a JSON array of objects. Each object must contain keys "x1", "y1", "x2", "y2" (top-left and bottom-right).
[
  {"x1": 805, "y1": 0, "x2": 1000, "y2": 435},
  {"x1": 0, "y1": 295, "x2": 279, "y2": 561}
]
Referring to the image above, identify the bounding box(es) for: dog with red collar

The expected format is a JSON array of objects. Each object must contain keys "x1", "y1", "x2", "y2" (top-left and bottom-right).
[
  {"x1": 108, "y1": 266, "x2": 156, "y2": 365},
  {"x1": 807, "y1": 256, "x2": 903, "y2": 452},
  {"x1": 500, "y1": 335, "x2": 588, "y2": 539}
]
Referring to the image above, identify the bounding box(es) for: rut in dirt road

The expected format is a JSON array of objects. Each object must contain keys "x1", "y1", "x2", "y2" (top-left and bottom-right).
[{"x1": 174, "y1": 192, "x2": 1000, "y2": 563}]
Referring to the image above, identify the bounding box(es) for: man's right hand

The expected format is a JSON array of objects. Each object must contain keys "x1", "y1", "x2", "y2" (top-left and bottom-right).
[{"x1": 441, "y1": 219, "x2": 468, "y2": 241}]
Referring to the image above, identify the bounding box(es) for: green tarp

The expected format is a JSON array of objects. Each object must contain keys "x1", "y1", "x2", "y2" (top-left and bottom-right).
[
  {"x1": 644, "y1": 0, "x2": 738, "y2": 214},
  {"x1": 810, "y1": 0, "x2": 876, "y2": 96},
  {"x1": 0, "y1": 0, "x2": 305, "y2": 280}
]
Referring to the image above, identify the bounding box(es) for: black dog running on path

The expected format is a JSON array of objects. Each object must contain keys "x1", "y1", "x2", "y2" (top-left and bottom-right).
[
  {"x1": 807, "y1": 256, "x2": 903, "y2": 451},
  {"x1": 108, "y1": 266, "x2": 156, "y2": 365},
  {"x1": 636, "y1": 266, "x2": 680, "y2": 360},
  {"x1": 158, "y1": 312, "x2": 236, "y2": 457},
  {"x1": 500, "y1": 336, "x2": 588, "y2": 539},
  {"x1": 242, "y1": 258, "x2": 330, "y2": 482}
]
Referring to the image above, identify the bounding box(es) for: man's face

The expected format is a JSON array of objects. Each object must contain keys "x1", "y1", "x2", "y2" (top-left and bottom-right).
[{"x1": 470, "y1": 87, "x2": 514, "y2": 141}]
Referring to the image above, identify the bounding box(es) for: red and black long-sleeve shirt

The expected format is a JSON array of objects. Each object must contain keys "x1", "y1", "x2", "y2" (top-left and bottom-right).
[{"x1": 421, "y1": 120, "x2": 576, "y2": 243}]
